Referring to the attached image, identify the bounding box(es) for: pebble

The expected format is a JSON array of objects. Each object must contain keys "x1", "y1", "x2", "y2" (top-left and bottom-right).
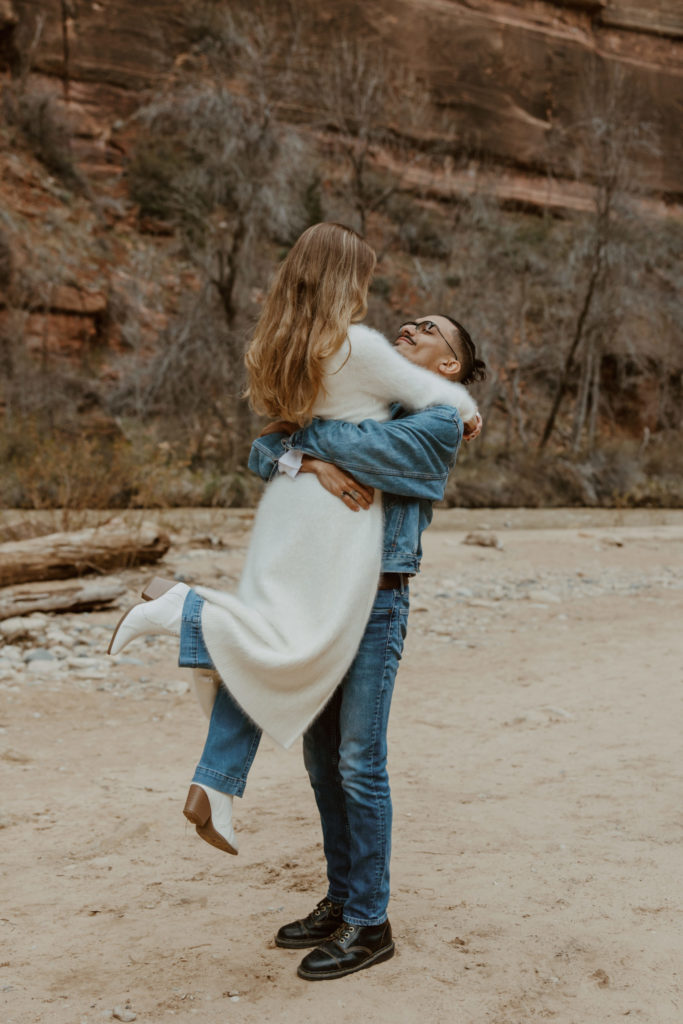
[
  {"x1": 67, "y1": 656, "x2": 108, "y2": 669},
  {"x1": 27, "y1": 660, "x2": 61, "y2": 677},
  {"x1": 463, "y1": 531, "x2": 502, "y2": 550},
  {"x1": 165, "y1": 679, "x2": 190, "y2": 696},
  {"x1": 539, "y1": 705, "x2": 573, "y2": 720},
  {"x1": 24, "y1": 648, "x2": 56, "y2": 662},
  {"x1": 526, "y1": 590, "x2": 561, "y2": 604},
  {"x1": 112, "y1": 1006, "x2": 136, "y2": 1022},
  {"x1": 45, "y1": 629, "x2": 74, "y2": 648},
  {"x1": 0, "y1": 645, "x2": 22, "y2": 662},
  {"x1": 1, "y1": 615, "x2": 48, "y2": 640},
  {"x1": 48, "y1": 645, "x2": 71, "y2": 660}
]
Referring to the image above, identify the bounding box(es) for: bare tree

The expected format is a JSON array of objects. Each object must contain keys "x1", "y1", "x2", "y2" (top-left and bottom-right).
[
  {"x1": 538, "y1": 61, "x2": 659, "y2": 450},
  {"x1": 311, "y1": 37, "x2": 430, "y2": 235},
  {"x1": 123, "y1": 13, "x2": 317, "y2": 465}
]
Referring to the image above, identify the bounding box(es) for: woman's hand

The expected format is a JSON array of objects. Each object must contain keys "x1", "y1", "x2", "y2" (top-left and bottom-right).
[
  {"x1": 257, "y1": 419, "x2": 299, "y2": 438},
  {"x1": 463, "y1": 411, "x2": 483, "y2": 442},
  {"x1": 300, "y1": 456, "x2": 374, "y2": 511}
]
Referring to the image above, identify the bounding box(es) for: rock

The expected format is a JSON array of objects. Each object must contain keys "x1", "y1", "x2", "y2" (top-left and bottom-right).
[
  {"x1": 539, "y1": 705, "x2": 574, "y2": 720},
  {"x1": 48, "y1": 645, "x2": 71, "y2": 660},
  {"x1": 24, "y1": 648, "x2": 57, "y2": 662},
  {"x1": 463, "y1": 532, "x2": 502, "y2": 550},
  {"x1": 27, "y1": 660, "x2": 61, "y2": 676},
  {"x1": 0, "y1": 645, "x2": 22, "y2": 662},
  {"x1": 112, "y1": 1006, "x2": 137, "y2": 1022},
  {"x1": 526, "y1": 589, "x2": 562, "y2": 604},
  {"x1": 0, "y1": 615, "x2": 48, "y2": 640},
  {"x1": 165, "y1": 679, "x2": 190, "y2": 696},
  {"x1": 189, "y1": 534, "x2": 224, "y2": 548},
  {"x1": 45, "y1": 629, "x2": 75, "y2": 648}
]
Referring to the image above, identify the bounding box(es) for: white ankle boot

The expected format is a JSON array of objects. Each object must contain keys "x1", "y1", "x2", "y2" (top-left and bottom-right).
[
  {"x1": 183, "y1": 782, "x2": 238, "y2": 855},
  {"x1": 108, "y1": 582, "x2": 190, "y2": 656}
]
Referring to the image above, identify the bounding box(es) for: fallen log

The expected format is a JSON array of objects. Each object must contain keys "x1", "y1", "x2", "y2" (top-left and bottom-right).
[
  {"x1": 0, "y1": 518, "x2": 170, "y2": 587},
  {"x1": 0, "y1": 576, "x2": 128, "y2": 621}
]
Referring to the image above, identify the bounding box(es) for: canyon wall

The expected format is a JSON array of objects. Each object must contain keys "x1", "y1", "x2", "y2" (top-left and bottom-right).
[{"x1": 2, "y1": 0, "x2": 681, "y2": 195}]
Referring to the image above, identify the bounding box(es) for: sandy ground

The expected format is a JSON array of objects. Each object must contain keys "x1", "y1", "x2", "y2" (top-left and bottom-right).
[{"x1": 1, "y1": 510, "x2": 682, "y2": 1024}]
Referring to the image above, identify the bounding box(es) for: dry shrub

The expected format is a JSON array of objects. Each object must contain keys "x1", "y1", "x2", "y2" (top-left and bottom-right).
[
  {"x1": 0, "y1": 416, "x2": 267, "y2": 511},
  {"x1": 0, "y1": 421, "x2": 159, "y2": 509},
  {"x1": 444, "y1": 439, "x2": 683, "y2": 509},
  {"x1": 2, "y1": 81, "x2": 81, "y2": 187}
]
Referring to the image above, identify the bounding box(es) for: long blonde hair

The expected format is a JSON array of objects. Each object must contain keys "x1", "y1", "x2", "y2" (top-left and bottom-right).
[{"x1": 245, "y1": 222, "x2": 376, "y2": 425}]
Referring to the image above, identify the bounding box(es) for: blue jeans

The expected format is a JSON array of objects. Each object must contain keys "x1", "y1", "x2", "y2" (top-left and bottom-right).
[{"x1": 180, "y1": 585, "x2": 410, "y2": 927}]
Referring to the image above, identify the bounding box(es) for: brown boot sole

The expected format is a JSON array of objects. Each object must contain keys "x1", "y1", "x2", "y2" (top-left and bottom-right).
[{"x1": 183, "y1": 784, "x2": 238, "y2": 856}]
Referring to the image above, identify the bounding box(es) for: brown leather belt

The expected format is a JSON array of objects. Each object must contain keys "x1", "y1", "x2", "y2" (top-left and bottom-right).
[{"x1": 377, "y1": 572, "x2": 411, "y2": 590}]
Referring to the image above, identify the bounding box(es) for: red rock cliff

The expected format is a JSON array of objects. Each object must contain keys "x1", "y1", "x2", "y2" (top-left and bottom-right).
[{"x1": 3, "y1": 0, "x2": 682, "y2": 195}]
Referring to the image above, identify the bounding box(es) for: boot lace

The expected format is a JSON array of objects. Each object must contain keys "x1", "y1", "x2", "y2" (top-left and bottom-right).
[{"x1": 332, "y1": 923, "x2": 355, "y2": 944}]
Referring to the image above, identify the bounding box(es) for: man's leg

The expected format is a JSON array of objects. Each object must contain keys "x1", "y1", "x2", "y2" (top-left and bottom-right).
[
  {"x1": 296, "y1": 585, "x2": 409, "y2": 979},
  {"x1": 336, "y1": 585, "x2": 409, "y2": 926},
  {"x1": 302, "y1": 686, "x2": 351, "y2": 907}
]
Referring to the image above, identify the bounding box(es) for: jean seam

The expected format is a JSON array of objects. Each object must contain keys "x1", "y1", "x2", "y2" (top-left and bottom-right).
[
  {"x1": 193, "y1": 765, "x2": 248, "y2": 798},
  {"x1": 327, "y1": 890, "x2": 348, "y2": 904},
  {"x1": 366, "y1": 588, "x2": 399, "y2": 919},
  {"x1": 343, "y1": 913, "x2": 388, "y2": 927}
]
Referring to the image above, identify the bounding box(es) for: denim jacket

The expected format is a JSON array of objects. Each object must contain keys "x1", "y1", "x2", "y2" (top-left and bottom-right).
[{"x1": 248, "y1": 404, "x2": 463, "y2": 575}]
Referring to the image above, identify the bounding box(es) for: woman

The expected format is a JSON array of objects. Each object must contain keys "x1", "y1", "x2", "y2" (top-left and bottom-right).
[{"x1": 108, "y1": 223, "x2": 479, "y2": 844}]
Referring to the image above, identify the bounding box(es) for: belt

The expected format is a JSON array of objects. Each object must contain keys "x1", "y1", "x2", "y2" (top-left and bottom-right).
[{"x1": 377, "y1": 572, "x2": 411, "y2": 590}]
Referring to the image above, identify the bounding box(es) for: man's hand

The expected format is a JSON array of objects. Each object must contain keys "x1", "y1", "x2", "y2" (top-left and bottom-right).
[
  {"x1": 463, "y1": 412, "x2": 483, "y2": 442},
  {"x1": 300, "y1": 456, "x2": 374, "y2": 511}
]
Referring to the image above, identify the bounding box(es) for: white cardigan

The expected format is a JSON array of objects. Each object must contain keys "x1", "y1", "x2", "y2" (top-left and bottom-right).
[{"x1": 196, "y1": 324, "x2": 476, "y2": 747}]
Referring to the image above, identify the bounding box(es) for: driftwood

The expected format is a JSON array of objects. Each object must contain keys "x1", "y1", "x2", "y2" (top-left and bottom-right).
[
  {"x1": 0, "y1": 577, "x2": 127, "y2": 621},
  {"x1": 0, "y1": 519, "x2": 170, "y2": 587}
]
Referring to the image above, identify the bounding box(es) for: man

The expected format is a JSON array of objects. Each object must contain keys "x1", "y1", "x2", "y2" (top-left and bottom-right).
[
  {"x1": 244, "y1": 314, "x2": 485, "y2": 980},
  {"x1": 109, "y1": 313, "x2": 483, "y2": 976}
]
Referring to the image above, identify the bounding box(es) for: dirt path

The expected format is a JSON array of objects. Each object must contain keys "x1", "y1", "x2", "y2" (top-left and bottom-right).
[{"x1": 1, "y1": 513, "x2": 682, "y2": 1024}]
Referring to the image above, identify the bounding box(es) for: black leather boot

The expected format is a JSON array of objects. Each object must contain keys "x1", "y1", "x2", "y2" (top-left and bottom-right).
[
  {"x1": 275, "y1": 897, "x2": 345, "y2": 949},
  {"x1": 297, "y1": 920, "x2": 394, "y2": 980}
]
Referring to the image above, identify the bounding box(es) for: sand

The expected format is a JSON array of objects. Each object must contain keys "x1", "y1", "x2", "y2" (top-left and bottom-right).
[{"x1": 1, "y1": 510, "x2": 681, "y2": 1024}]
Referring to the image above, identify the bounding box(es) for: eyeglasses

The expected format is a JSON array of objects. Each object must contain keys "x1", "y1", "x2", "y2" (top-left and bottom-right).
[{"x1": 398, "y1": 321, "x2": 460, "y2": 363}]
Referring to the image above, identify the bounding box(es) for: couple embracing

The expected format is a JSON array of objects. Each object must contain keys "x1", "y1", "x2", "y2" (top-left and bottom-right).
[{"x1": 108, "y1": 222, "x2": 486, "y2": 981}]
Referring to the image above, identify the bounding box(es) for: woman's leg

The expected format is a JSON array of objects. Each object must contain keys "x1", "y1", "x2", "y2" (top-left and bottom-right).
[
  {"x1": 178, "y1": 589, "x2": 214, "y2": 669},
  {"x1": 179, "y1": 589, "x2": 262, "y2": 797},
  {"x1": 193, "y1": 684, "x2": 262, "y2": 798}
]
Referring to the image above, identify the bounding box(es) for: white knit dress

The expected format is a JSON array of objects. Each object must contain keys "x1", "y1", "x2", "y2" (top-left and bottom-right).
[{"x1": 195, "y1": 324, "x2": 477, "y2": 748}]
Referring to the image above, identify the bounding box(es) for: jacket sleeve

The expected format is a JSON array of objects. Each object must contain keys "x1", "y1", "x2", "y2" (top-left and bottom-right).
[
  {"x1": 247, "y1": 433, "x2": 287, "y2": 482},
  {"x1": 289, "y1": 405, "x2": 463, "y2": 501}
]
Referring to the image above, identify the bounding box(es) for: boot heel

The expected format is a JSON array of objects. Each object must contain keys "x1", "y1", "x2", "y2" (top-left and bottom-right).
[
  {"x1": 183, "y1": 784, "x2": 211, "y2": 827},
  {"x1": 141, "y1": 577, "x2": 177, "y2": 602}
]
